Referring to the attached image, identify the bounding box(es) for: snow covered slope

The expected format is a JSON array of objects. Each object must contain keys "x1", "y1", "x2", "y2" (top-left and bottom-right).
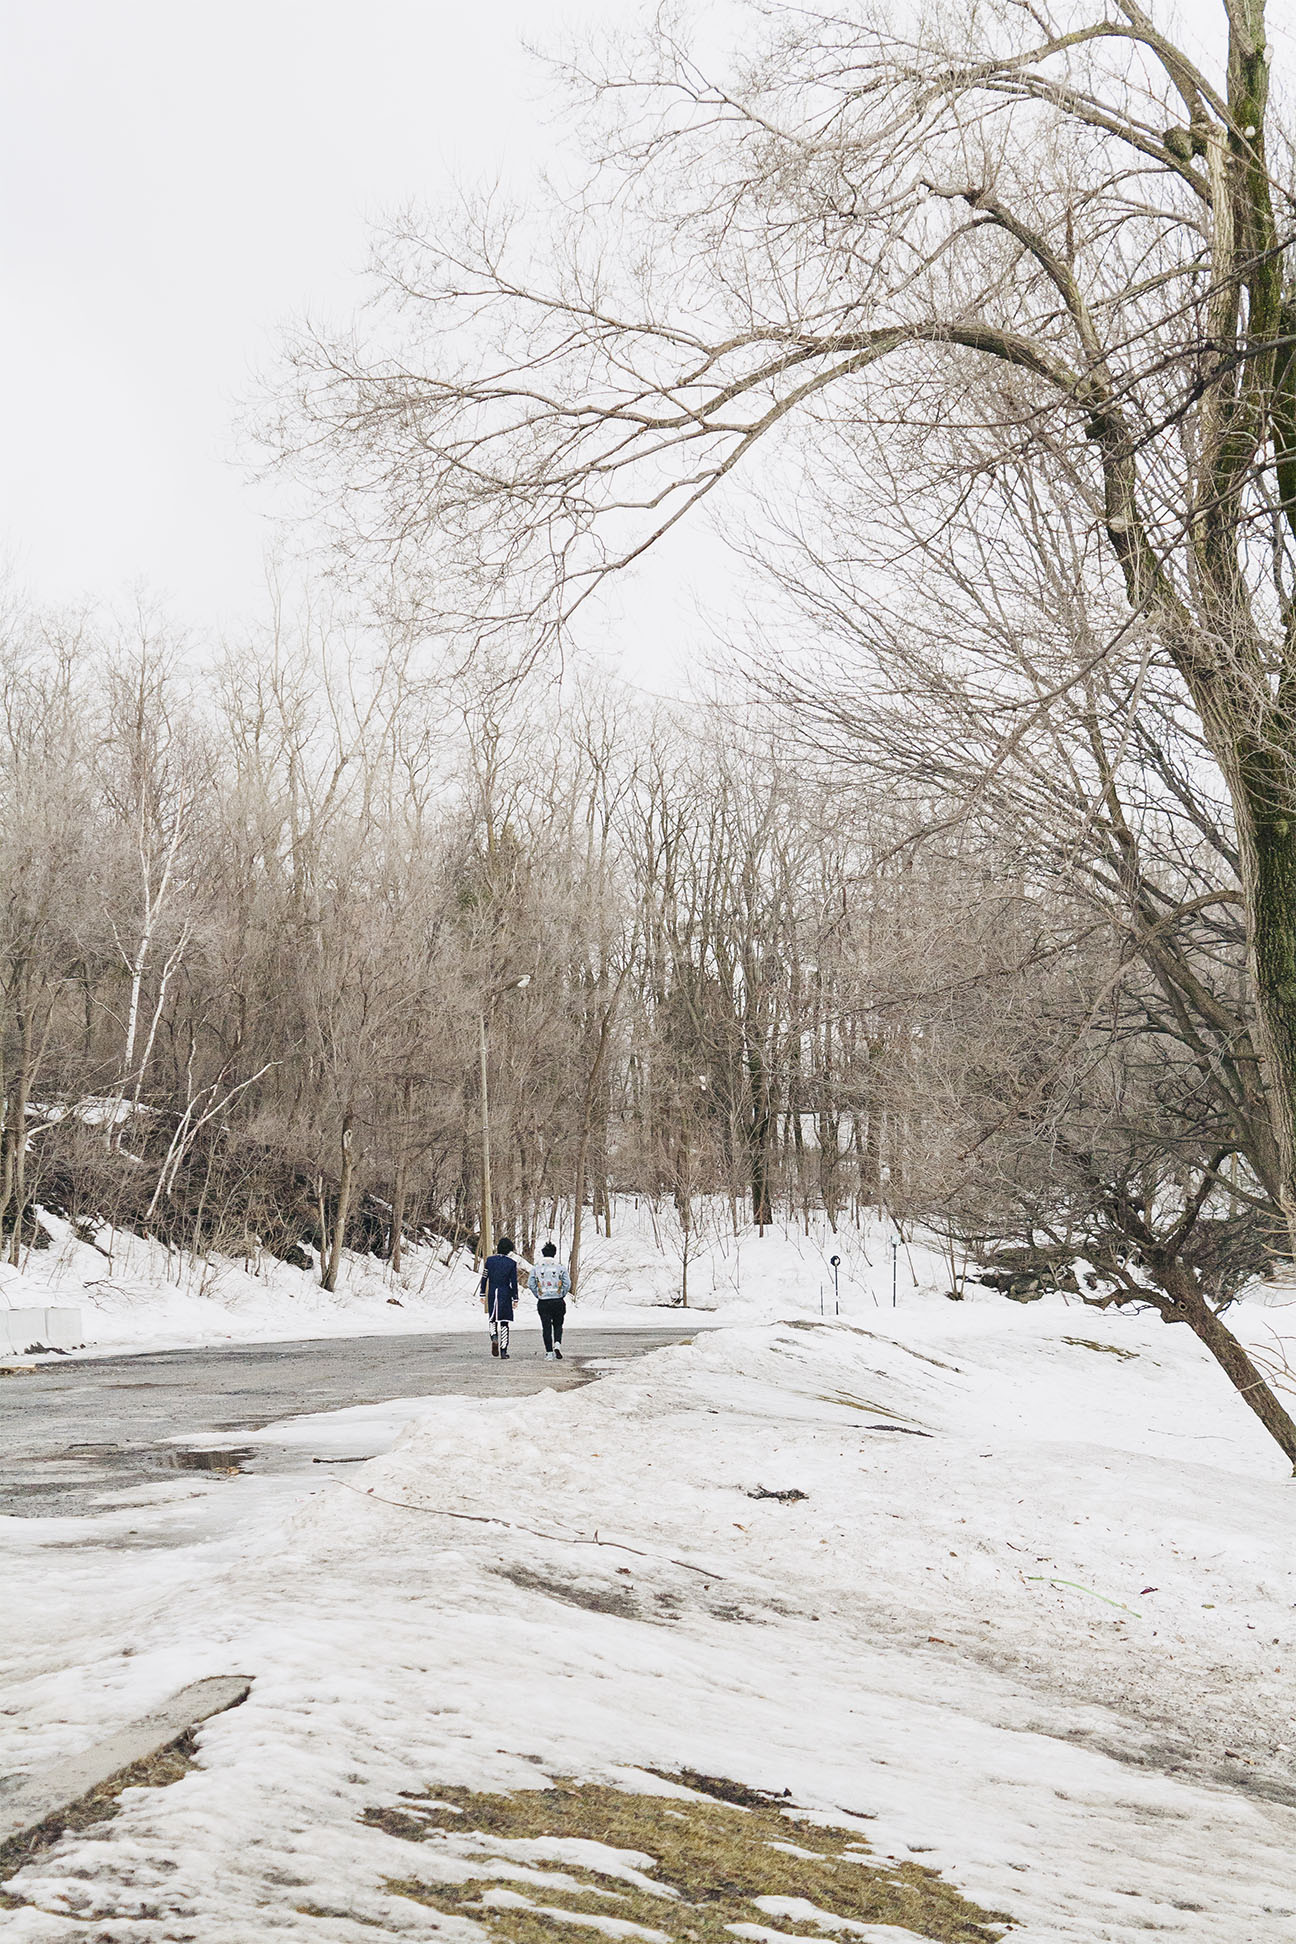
[
  {"x1": 0, "y1": 1202, "x2": 963, "y2": 1353},
  {"x1": 5, "y1": 1205, "x2": 722, "y2": 1355},
  {"x1": 3, "y1": 1304, "x2": 1294, "y2": 1939}
]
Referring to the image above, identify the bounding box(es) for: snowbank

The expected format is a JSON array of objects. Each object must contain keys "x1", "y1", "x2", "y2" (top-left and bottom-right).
[
  {"x1": 6, "y1": 1198, "x2": 919, "y2": 1355},
  {"x1": 4, "y1": 1299, "x2": 1295, "y2": 1938},
  {"x1": 12, "y1": 1201, "x2": 1296, "y2": 1409},
  {"x1": 8, "y1": 1205, "x2": 730, "y2": 1357}
]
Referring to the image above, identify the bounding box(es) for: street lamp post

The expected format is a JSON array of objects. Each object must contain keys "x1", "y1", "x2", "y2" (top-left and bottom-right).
[
  {"x1": 478, "y1": 974, "x2": 530, "y2": 1259},
  {"x1": 478, "y1": 1009, "x2": 493, "y2": 1262}
]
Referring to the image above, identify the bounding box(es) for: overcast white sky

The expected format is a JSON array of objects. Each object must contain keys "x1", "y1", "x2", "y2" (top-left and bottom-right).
[
  {"x1": 0, "y1": 0, "x2": 1267, "y2": 685},
  {"x1": 0, "y1": 0, "x2": 717, "y2": 684}
]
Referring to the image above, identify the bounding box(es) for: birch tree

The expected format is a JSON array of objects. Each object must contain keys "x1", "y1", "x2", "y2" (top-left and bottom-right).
[{"x1": 100, "y1": 644, "x2": 206, "y2": 1138}]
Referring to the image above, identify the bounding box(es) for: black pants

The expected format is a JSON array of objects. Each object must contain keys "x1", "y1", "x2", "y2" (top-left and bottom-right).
[{"x1": 538, "y1": 1298, "x2": 566, "y2": 1351}]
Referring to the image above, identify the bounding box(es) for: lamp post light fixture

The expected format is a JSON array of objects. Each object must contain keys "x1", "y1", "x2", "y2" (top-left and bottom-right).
[{"x1": 478, "y1": 974, "x2": 532, "y2": 1260}]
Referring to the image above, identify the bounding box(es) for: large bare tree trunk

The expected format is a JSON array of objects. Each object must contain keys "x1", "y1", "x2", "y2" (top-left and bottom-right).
[
  {"x1": 478, "y1": 1009, "x2": 493, "y2": 1260},
  {"x1": 570, "y1": 964, "x2": 629, "y2": 1296},
  {"x1": 320, "y1": 1118, "x2": 355, "y2": 1293},
  {"x1": 390, "y1": 1150, "x2": 407, "y2": 1274},
  {"x1": 746, "y1": 1038, "x2": 773, "y2": 1233},
  {"x1": 390, "y1": 1078, "x2": 414, "y2": 1272},
  {"x1": 0, "y1": 1108, "x2": 13, "y2": 1256},
  {"x1": 8, "y1": 983, "x2": 33, "y2": 1268},
  {"x1": 1230, "y1": 757, "x2": 1296, "y2": 1244},
  {"x1": 1156, "y1": 1261, "x2": 1296, "y2": 1474}
]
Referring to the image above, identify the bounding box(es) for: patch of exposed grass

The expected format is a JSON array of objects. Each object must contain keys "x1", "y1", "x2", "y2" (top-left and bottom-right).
[
  {"x1": 294, "y1": 1902, "x2": 390, "y2": 1927},
  {"x1": 371, "y1": 1779, "x2": 1012, "y2": 1942},
  {"x1": 782, "y1": 1322, "x2": 961, "y2": 1376},
  {"x1": 0, "y1": 1729, "x2": 197, "y2": 1907},
  {"x1": 817, "y1": 1392, "x2": 893, "y2": 1413},
  {"x1": 1061, "y1": 1338, "x2": 1138, "y2": 1361}
]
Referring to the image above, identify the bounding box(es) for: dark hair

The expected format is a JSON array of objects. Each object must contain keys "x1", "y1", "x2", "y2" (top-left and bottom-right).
[
  {"x1": 541, "y1": 1242, "x2": 557, "y2": 1257},
  {"x1": 496, "y1": 1236, "x2": 514, "y2": 1254}
]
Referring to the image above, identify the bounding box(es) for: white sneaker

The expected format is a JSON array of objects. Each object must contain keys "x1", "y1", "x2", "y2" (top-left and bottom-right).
[{"x1": 545, "y1": 1350, "x2": 557, "y2": 1360}]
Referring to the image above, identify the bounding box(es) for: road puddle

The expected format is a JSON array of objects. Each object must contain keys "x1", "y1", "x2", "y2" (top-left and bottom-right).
[
  {"x1": 31, "y1": 1441, "x2": 255, "y2": 1478},
  {"x1": 159, "y1": 1446, "x2": 254, "y2": 1474}
]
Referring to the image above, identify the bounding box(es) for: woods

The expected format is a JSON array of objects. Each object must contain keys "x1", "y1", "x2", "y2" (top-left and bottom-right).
[
  {"x1": 5, "y1": 579, "x2": 1294, "y2": 1451},
  {"x1": 0, "y1": 614, "x2": 919, "y2": 1269},
  {"x1": 258, "y1": 0, "x2": 1296, "y2": 1461},
  {"x1": 1, "y1": 1, "x2": 1294, "y2": 1458}
]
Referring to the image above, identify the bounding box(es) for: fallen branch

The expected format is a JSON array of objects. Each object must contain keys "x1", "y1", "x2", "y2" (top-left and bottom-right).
[{"x1": 326, "y1": 1476, "x2": 728, "y2": 1580}]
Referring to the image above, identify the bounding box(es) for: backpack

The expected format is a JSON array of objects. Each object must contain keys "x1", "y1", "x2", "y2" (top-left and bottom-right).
[{"x1": 533, "y1": 1259, "x2": 566, "y2": 1298}]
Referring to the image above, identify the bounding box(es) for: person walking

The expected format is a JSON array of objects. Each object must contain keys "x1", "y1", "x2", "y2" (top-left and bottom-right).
[
  {"x1": 479, "y1": 1236, "x2": 519, "y2": 1359},
  {"x1": 532, "y1": 1240, "x2": 571, "y2": 1360}
]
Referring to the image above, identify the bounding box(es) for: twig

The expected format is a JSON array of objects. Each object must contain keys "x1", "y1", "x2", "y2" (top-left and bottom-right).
[
  {"x1": 1027, "y1": 1574, "x2": 1142, "y2": 1616},
  {"x1": 326, "y1": 1476, "x2": 728, "y2": 1579}
]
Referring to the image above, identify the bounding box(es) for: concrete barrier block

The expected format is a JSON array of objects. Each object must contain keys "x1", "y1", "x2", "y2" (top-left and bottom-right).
[
  {"x1": 0, "y1": 1675, "x2": 252, "y2": 1850},
  {"x1": 0, "y1": 1305, "x2": 81, "y2": 1353},
  {"x1": 0, "y1": 1308, "x2": 46, "y2": 1355}
]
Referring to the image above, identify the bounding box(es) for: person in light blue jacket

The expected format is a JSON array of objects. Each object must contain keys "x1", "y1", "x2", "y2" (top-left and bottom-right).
[{"x1": 532, "y1": 1241, "x2": 571, "y2": 1359}]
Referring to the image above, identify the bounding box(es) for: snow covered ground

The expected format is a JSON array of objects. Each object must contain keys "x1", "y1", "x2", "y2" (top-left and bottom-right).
[
  {"x1": 3, "y1": 1228, "x2": 1296, "y2": 1941},
  {"x1": 0, "y1": 1200, "x2": 991, "y2": 1355},
  {"x1": 0, "y1": 1204, "x2": 737, "y2": 1356}
]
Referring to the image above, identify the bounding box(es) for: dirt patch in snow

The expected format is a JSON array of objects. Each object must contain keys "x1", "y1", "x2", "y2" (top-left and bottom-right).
[{"x1": 492, "y1": 1563, "x2": 646, "y2": 1622}]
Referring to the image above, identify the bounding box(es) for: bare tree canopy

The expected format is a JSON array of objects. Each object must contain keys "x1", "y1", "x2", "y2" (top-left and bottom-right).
[
  {"x1": 270, "y1": 1, "x2": 1291, "y2": 629},
  {"x1": 268, "y1": 1, "x2": 1296, "y2": 1238}
]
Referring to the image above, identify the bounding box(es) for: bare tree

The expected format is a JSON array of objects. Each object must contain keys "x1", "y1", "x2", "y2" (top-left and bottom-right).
[
  {"x1": 271, "y1": 0, "x2": 1296, "y2": 1227},
  {"x1": 98, "y1": 636, "x2": 209, "y2": 1141},
  {"x1": 752, "y1": 446, "x2": 1296, "y2": 1462}
]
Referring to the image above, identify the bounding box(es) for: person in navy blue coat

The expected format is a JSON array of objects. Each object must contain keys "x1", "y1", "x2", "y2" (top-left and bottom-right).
[{"x1": 479, "y1": 1237, "x2": 519, "y2": 1359}]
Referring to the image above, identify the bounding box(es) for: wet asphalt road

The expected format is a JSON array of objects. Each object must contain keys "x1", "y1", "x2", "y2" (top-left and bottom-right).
[{"x1": 0, "y1": 1326, "x2": 693, "y2": 1520}]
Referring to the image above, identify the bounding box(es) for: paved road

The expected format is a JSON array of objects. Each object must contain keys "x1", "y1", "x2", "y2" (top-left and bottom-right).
[{"x1": 0, "y1": 1326, "x2": 693, "y2": 1520}]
